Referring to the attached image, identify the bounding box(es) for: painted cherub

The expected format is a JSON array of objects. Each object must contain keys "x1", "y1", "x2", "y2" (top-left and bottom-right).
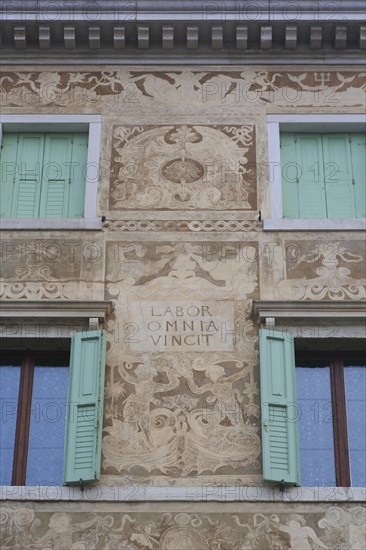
[
  {"x1": 274, "y1": 514, "x2": 329, "y2": 550},
  {"x1": 117, "y1": 360, "x2": 179, "y2": 448},
  {"x1": 33, "y1": 513, "x2": 98, "y2": 550},
  {"x1": 188, "y1": 358, "x2": 249, "y2": 429}
]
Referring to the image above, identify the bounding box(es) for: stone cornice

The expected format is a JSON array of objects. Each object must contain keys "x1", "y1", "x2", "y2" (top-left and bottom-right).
[
  {"x1": 1, "y1": 1, "x2": 365, "y2": 64},
  {"x1": 253, "y1": 300, "x2": 366, "y2": 324},
  {"x1": 0, "y1": 300, "x2": 113, "y2": 321}
]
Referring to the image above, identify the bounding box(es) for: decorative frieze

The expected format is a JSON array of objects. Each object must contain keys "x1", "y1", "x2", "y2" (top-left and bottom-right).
[{"x1": 103, "y1": 219, "x2": 261, "y2": 232}]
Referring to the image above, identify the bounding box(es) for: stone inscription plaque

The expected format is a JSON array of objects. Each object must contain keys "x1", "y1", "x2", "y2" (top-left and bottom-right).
[{"x1": 128, "y1": 301, "x2": 235, "y2": 351}]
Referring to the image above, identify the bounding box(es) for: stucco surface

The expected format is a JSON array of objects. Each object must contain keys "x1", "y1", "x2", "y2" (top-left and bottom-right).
[
  {"x1": 1, "y1": 502, "x2": 366, "y2": 549},
  {"x1": 0, "y1": 65, "x2": 365, "y2": 545}
]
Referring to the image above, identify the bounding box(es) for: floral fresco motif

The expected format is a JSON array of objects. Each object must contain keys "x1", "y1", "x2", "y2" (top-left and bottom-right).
[
  {"x1": 0, "y1": 71, "x2": 122, "y2": 106},
  {"x1": 0, "y1": 238, "x2": 103, "y2": 300},
  {"x1": 103, "y1": 354, "x2": 260, "y2": 475},
  {"x1": 127, "y1": 70, "x2": 366, "y2": 108},
  {"x1": 105, "y1": 241, "x2": 258, "y2": 298},
  {"x1": 103, "y1": 240, "x2": 259, "y2": 476},
  {"x1": 279, "y1": 241, "x2": 366, "y2": 300},
  {"x1": 1, "y1": 70, "x2": 365, "y2": 109},
  {"x1": 109, "y1": 125, "x2": 256, "y2": 210},
  {"x1": 1, "y1": 505, "x2": 365, "y2": 550}
]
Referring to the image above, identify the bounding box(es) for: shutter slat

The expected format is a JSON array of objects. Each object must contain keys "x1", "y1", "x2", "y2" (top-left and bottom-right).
[
  {"x1": 39, "y1": 134, "x2": 72, "y2": 218},
  {"x1": 349, "y1": 134, "x2": 366, "y2": 219},
  {"x1": 322, "y1": 133, "x2": 356, "y2": 218},
  {"x1": 259, "y1": 329, "x2": 300, "y2": 485},
  {"x1": 0, "y1": 134, "x2": 19, "y2": 217},
  {"x1": 280, "y1": 133, "x2": 300, "y2": 218},
  {"x1": 281, "y1": 133, "x2": 327, "y2": 219},
  {"x1": 11, "y1": 134, "x2": 44, "y2": 218},
  {"x1": 68, "y1": 133, "x2": 88, "y2": 218},
  {"x1": 64, "y1": 330, "x2": 106, "y2": 484},
  {"x1": 296, "y1": 134, "x2": 327, "y2": 218}
]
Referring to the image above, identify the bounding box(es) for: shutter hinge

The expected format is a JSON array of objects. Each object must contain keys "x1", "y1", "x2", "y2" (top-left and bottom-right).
[
  {"x1": 294, "y1": 136, "x2": 297, "y2": 143},
  {"x1": 352, "y1": 177, "x2": 355, "y2": 185},
  {"x1": 17, "y1": 136, "x2": 20, "y2": 144},
  {"x1": 71, "y1": 136, "x2": 74, "y2": 144}
]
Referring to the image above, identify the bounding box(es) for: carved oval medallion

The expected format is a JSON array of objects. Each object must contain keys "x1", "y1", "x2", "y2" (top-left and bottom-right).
[{"x1": 161, "y1": 158, "x2": 204, "y2": 183}]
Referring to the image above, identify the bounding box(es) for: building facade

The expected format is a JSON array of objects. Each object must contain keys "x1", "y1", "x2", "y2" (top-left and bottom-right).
[{"x1": 0, "y1": 2, "x2": 365, "y2": 548}]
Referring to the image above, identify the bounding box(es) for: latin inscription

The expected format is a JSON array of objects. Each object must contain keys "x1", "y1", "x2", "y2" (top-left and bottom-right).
[{"x1": 128, "y1": 301, "x2": 235, "y2": 351}]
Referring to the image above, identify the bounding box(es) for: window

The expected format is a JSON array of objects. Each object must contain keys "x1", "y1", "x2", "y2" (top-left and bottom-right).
[
  {"x1": 265, "y1": 114, "x2": 366, "y2": 231},
  {"x1": 1, "y1": 132, "x2": 88, "y2": 219},
  {"x1": 0, "y1": 350, "x2": 69, "y2": 486},
  {"x1": 296, "y1": 351, "x2": 366, "y2": 487},
  {"x1": 259, "y1": 330, "x2": 366, "y2": 487},
  {"x1": 0, "y1": 331, "x2": 106, "y2": 486},
  {"x1": 0, "y1": 115, "x2": 102, "y2": 230},
  {"x1": 281, "y1": 133, "x2": 365, "y2": 220}
]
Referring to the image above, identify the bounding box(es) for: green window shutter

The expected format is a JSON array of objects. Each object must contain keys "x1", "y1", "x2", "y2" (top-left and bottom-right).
[
  {"x1": 0, "y1": 134, "x2": 19, "y2": 217},
  {"x1": 296, "y1": 134, "x2": 326, "y2": 218},
  {"x1": 67, "y1": 133, "x2": 88, "y2": 218},
  {"x1": 11, "y1": 134, "x2": 44, "y2": 218},
  {"x1": 64, "y1": 330, "x2": 106, "y2": 485},
  {"x1": 281, "y1": 133, "x2": 326, "y2": 219},
  {"x1": 39, "y1": 134, "x2": 73, "y2": 218},
  {"x1": 259, "y1": 329, "x2": 300, "y2": 485},
  {"x1": 349, "y1": 134, "x2": 366, "y2": 219},
  {"x1": 280, "y1": 133, "x2": 300, "y2": 218},
  {"x1": 322, "y1": 134, "x2": 356, "y2": 218}
]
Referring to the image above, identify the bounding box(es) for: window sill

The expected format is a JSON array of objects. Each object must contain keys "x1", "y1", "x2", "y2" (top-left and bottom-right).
[
  {"x1": 0, "y1": 485, "x2": 365, "y2": 502},
  {"x1": 0, "y1": 218, "x2": 102, "y2": 230},
  {"x1": 263, "y1": 218, "x2": 366, "y2": 231}
]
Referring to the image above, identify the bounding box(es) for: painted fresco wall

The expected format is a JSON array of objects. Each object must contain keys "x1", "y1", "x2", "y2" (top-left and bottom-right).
[
  {"x1": 1, "y1": 503, "x2": 366, "y2": 549},
  {"x1": 0, "y1": 67, "x2": 365, "y2": 548}
]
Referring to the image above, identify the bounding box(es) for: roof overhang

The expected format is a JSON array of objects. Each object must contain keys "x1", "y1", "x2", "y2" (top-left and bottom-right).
[{"x1": 1, "y1": 1, "x2": 365, "y2": 64}]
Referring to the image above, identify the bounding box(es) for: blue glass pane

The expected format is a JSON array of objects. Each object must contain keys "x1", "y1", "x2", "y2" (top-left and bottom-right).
[
  {"x1": 0, "y1": 366, "x2": 20, "y2": 485},
  {"x1": 26, "y1": 366, "x2": 69, "y2": 486},
  {"x1": 296, "y1": 367, "x2": 336, "y2": 486},
  {"x1": 344, "y1": 366, "x2": 366, "y2": 487}
]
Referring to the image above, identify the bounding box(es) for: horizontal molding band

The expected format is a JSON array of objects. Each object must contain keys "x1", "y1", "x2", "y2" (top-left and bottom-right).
[
  {"x1": 2, "y1": 0, "x2": 365, "y2": 18},
  {"x1": 0, "y1": 301, "x2": 113, "y2": 320},
  {"x1": 0, "y1": 485, "x2": 365, "y2": 502},
  {"x1": 253, "y1": 300, "x2": 366, "y2": 323}
]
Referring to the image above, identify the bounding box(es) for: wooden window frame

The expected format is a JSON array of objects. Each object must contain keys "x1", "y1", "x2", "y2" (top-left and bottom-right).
[
  {"x1": 1, "y1": 350, "x2": 69, "y2": 486},
  {"x1": 295, "y1": 349, "x2": 365, "y2": 487}
]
